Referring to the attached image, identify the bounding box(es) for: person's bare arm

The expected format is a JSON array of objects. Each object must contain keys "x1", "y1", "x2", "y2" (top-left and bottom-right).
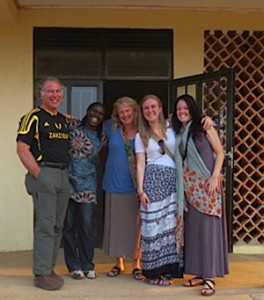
[
  {"x1": 201, "y1": 116, "x2": 214, "y2": 131},
  {"x1": 205, "y1": 127, "x2": 225, "y2": 196},
  {"x1": 136, "y1": 152, "x2": 149, "y2": 210},
  {"x1": 16, "y1": 140, "x2": 40, "y2": 179}
]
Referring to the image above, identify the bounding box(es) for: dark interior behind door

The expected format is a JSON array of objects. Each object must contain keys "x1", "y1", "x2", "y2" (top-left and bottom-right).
[{"x1": 103, "y1": 81, "x2": 170, "y2": 119}]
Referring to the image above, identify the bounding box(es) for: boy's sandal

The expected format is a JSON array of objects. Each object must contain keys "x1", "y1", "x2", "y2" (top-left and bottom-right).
[
  {"x1": 70, "y1": 270, "x2": 84, "y2": 280},
  {"x1": 132, "y1": 268, "x2": 145, "y2": 281},
  {"x1": 107, "y1": 266, "x2": 123, "y2": 277},
  {"x1": 84, "y1": 270, "x2": 97, "y2": 279},
  {"x1": 183, "y1": 276, "x2": 204, "y2": 287},
  {"x1": 201, "y1": 279, "x2": 215, "y2": 296},
  {"x1": 148, "y1": 276, "x2": 171, "y2": 287}
]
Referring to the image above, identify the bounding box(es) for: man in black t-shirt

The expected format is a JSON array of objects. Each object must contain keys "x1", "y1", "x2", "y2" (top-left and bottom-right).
[{"x1": 16, "y1": 77, "x2": 69, "y2": 290}]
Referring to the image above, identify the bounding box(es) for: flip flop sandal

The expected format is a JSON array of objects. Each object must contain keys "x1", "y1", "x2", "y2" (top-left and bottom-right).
[
  {"x1": 107, "y1": 266, "x2": 123, "y2": 277},
  {"x1": 201, "y1": 279, "x2": 215, "y2": 296},
  {"x1": 148, "y1": 276, "x2": 171, "y2": 287},
  {"x1": 132, "y1": 268, "x2": 145, "y2": 281},
  {"x1": 183, "y1": 276, "x2": 204, "y2": 287}
]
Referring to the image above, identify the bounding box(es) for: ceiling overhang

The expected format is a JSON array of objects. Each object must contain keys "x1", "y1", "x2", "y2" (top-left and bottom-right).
[
  {"x1": 15, "y1": 0, "x2": 264, "y2": 12},
  {"x1": 1, "y1": 0, "x2": 263, "y2": 26}
]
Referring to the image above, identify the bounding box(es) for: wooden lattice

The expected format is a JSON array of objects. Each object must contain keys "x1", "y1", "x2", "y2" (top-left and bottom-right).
[{"x1": 204, "y1": 30, "x2": 264, "y2": 246}]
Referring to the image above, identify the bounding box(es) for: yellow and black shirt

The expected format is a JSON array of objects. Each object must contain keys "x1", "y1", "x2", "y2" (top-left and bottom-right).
[{"x1": 17, "y1": 107, "x2": 69, "y2": 164}]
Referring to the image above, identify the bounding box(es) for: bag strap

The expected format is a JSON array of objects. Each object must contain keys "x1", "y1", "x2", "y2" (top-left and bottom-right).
[
  {"x1": 121, "y1": 130, "x2": 137, "y2": 189},
  {"x1": 150, "y1": 131, "x2": 175, "y2": 162}
]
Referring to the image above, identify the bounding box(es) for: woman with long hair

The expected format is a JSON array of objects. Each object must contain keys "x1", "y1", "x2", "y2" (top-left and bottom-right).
[
  {"x1": 135, "y1": 94, "x2": 184, "y2": 286},
  {"x1": 172, "y1": 94, "x2": 229, "y2": 296},
  {"x1": 103, "y1": 96, "x2": 144, "y2": 281}
]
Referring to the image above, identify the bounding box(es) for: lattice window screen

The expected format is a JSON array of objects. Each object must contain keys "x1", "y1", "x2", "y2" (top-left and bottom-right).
[{"x1": 204, "y1": 30, "x2": 264, "y2": 246}]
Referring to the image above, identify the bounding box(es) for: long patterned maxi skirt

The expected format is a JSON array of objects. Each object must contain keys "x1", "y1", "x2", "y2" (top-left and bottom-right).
[{"x1": 140, "y1": 164, "x2": 184, "y2": 279}]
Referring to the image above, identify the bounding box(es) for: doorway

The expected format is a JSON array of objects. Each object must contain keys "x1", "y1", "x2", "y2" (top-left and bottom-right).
[
  {"x1": 95, "y1": 79, "x2": 170, "y2": 246},
  {"x1": 33, "y1": 27, "x2": 174, "y2": 247},
  {"x1": 103, "y1": 80, "x2": 170, "y2": 119}
]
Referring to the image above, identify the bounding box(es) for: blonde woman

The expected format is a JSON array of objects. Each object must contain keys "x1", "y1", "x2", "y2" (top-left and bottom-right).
[
  {"x1": 135, "y1": 95, "x2": 183, "y2": 286},
  {"x1": 103, "y1": 97, "x2": 144, "y2": 280}
]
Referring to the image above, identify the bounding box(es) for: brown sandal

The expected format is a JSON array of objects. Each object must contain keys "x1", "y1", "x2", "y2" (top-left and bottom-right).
[
  {"x1": 132, "y1": 268, "x2": 145, "y2": 281},
  {"x1": 107, "y1": 266, "x2": 123, "y2": 277}
]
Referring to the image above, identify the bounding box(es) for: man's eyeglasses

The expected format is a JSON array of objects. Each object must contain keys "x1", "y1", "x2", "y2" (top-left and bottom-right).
[
  {"x1": 158, "y1": 139, "x2": 165, "y2": 155},
  {"x1": 43, "y1": 89, "x2": 63, "y2": 95}
]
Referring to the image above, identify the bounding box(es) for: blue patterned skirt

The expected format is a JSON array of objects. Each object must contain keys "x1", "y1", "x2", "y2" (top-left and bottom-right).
[{"x1": 140, "y1": 164, "x2": 184, "y2": 279}]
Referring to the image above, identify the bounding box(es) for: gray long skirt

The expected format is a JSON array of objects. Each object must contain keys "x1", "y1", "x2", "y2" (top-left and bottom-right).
[
  {"x1": 103, "y1": 192, "x2": 141, "y2": 259},
  {"x1": 184, "y1": 200, "x2": 229, "y2": 278},
  {"x1": 184, "y1": 131, "x2": 229, "y2": 278}
]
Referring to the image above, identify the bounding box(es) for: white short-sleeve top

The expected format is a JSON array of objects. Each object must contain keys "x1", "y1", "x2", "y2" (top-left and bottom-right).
[{"x1": 135, "y1": 127, "x2": 176, "y2": 169}]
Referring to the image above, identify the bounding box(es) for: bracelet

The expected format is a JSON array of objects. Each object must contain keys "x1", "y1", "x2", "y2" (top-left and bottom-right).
[{"x1": 137, "y1": 192, "x2": 144, "y2": 197}]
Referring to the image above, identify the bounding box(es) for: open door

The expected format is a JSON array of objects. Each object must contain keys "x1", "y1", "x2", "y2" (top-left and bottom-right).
[{"x1": 170, "y1": 68, "x2": 235, "y2": 252}]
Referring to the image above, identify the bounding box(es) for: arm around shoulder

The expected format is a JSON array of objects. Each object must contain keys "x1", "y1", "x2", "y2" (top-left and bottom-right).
[{"x1": 201, "y1": 115, "x2": 214, "y2": 131}]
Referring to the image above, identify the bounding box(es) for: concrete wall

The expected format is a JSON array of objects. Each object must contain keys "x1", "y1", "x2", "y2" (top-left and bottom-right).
[{"x1": 0, "y1": 7, "x2": 263, "y2": 251}]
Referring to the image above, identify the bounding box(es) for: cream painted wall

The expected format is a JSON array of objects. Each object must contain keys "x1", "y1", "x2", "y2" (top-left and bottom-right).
[
  {"x1": 0, "y1": 25, "x2": 33, "y2": 251},
  {"x1": 0, "y1": 8, "x2": 263, "y2": 251}
]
